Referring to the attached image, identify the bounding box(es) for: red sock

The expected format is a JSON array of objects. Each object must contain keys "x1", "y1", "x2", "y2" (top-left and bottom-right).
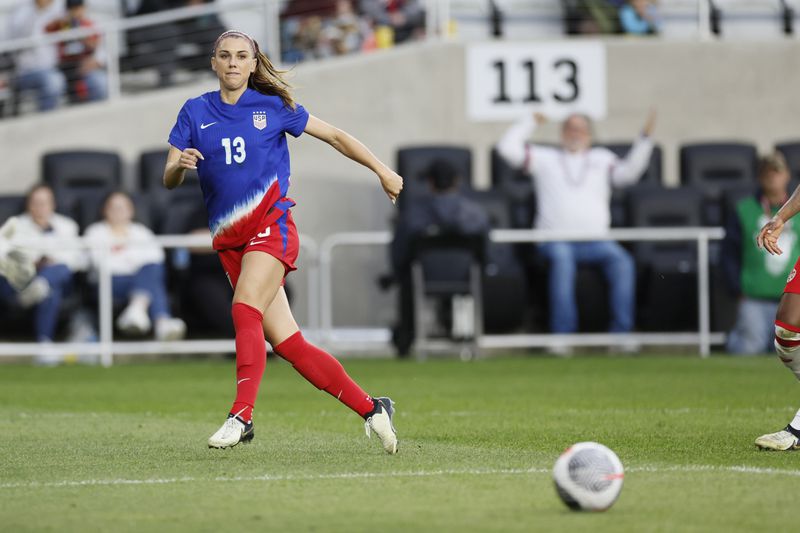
[
  {"x1": 230, "y1": 302, "x2": 266, "y2": 423},
  {"x1": 274, "y1": 332, "x2": 374, "y2": 417}
]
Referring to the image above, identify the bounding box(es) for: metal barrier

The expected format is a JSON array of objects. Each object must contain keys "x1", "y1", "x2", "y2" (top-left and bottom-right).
[
  {"x1": 319, "y1": 227, "x2": 727, "y2": 357},
  {"x1": 0, "y1": 232, "x2": 319, "y2": 366}
]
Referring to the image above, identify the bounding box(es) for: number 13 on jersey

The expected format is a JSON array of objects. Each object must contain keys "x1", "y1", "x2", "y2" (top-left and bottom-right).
[
  {"x1": 222, "y1": 137, "x2": 246, "y2": 164},
  {"x1": 466, "y1": 42, "x2": 607, "y2": 122}
]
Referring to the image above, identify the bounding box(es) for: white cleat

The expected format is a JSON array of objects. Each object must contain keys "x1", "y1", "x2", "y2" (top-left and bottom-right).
[
  {"x1": 155, "y1": 317, "x2": 187, "y2": 341},
  {"x1": 755, "y1": 427, "x2": 800, "y2": 451},
  {"x1": 116, "y1": 304, "x2": 151, "y2": 335},
  {"x1": 365, "y1": 397, "x2": 398, "y2": 454},
  {"x1": 208, "y1": 415, "x2": 255, "y2": 449}
]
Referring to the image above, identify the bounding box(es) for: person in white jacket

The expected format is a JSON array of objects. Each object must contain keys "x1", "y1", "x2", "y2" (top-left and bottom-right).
[
  {"x1": 496, "y1": 111, "x2": 656, "y2": 339},
  {"x1": 83, "y1": 191, "x2": 186, "y2": 341},
  {"x1": 0, "y1": 185, "x2": 86, "y2": 345}
]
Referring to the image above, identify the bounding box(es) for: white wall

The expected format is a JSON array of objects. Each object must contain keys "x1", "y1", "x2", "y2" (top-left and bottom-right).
[{"x1": 2, "y1": 38, "x2": 800, "y2": 326}]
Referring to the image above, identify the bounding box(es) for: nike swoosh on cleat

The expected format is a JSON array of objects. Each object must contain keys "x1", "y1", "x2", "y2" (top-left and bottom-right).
[{"x1": 200, "y1": 122, "x2": 217, "y2": 129}]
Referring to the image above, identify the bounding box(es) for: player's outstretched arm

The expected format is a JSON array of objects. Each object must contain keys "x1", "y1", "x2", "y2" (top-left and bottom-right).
[
  {"x1": 757, "y1": 183, "x2": 800, "y2": 255},
  {"x1": 304, "y1": 115, "x2": 403, "y2": 203},
  {"x1": 163, "y1": 145, "x2": 204, "y2": 189}
]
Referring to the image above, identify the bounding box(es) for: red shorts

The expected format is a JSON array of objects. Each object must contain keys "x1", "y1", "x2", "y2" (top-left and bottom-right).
[
  {"x1": 785, "y1": 258, "x2": 800, "y2": 294},
  {"x1": 217, "y1": 210, "x2": 299, "y2": 290}
]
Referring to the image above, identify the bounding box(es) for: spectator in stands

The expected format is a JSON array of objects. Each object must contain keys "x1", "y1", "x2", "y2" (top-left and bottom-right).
[
  {"x1": 389, "y1": 159, "x2": 489, "y2": 357},
  {"x1": 723, "y1": 153, "x2": 797, "y2": 355},
  {"x1": 281, "y1": 0, "x2": 363, "y2": 61},
  {"x1": 83, "y1": 191, "x2": 186, "y2": 341},
  {"x1": 497, "y1": 111, "x2": 656, "y2": 345},
  {"x1": 7, "y1": 0, "x2": 66, "y2": 111},
  {"x1": 0, "y1": 185, "x2": 84, "y2": 347},
  {"x1": 126, "y1": 0, "x2": 181, "y2": 87},
  {"x1": 45, "y1": 0, "x2": 107, "y2": 103},
  {"x1": 619, "y1": 0, "x2": 661, "y2": 35},
  {"x1": 182, "y1": 204, "x2": 234, "y2": 338},
  {"x1": 360, "y1": 0, "x2": 424, "y2": 44},
  {"x1": 563, "y1": 0, "x2": 620, "y2": 35}
]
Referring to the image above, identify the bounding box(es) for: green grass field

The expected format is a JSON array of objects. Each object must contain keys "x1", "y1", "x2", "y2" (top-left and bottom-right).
[{"x1": 1, "y1": 354, "x2": 799, "y2": 532}]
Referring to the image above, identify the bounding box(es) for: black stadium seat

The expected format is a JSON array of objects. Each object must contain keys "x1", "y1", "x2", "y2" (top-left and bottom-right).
[
  {"x1": 602, "y1": 142, "x2": 663, "y2": 185},
  {"x1": 139, "y1": 149, "x2": 200, "y2": 191},
  {"x1": 490, "y1": 147, "x2": 535, "y2": 228},
  {"x1": 776, "y1": 142, "x2": 800, "y2": 183},
  {"x1": 0, "y1": 195, "x2": 25, "y2": 223},
  {"x1": 139, "y1": 149, "x2": 203, "y2": 233},
  {"x1": 627, "y1": 186, "x2": 703, "y2": 331},
  {"x1": 679, "y1": 143, "x2": 758, "y2": 226},
  {"x1": 602, "y1": 142, "x2": 663, "y2": 228},
  {"x1": 42, "y1": 150, "x2": 122, "y2": 190},
  {"x1": 396, "y1": 146, "x2": 472, "y2": 210},
  {"x1": 41, "y1": 151, "x2": 123, "y2": 227}
]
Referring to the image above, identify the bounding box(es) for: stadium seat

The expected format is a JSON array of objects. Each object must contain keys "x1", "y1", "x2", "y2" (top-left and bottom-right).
[
  {"x1": 602, "y1": 143, "x2": 663, "y2": 228},
  {"x1": 679, "y1": 143, "x2": 758, "y2": 226},
  {"x1": 410, "y1": 232, "x2": 485, "y2": 359},
  {"x1": 139, "y1": 148, "x2": 204, "y2": 233},
  {"x1": 627, "y1": 185, "x2": 704, "y2": 331},
  {"x1": 776, "y1": 142, "x2": 800, "y2": 183},
  {"x1": 489, "y1": 147, "x2": 535, "y2": 228},
  {"x1": 139, "y1": 149, "x2": 200, "y2": 191},
  {"x1": 464, "y1": 190, "x2": 527, "y2": 333},
  {"x1": 396, "y1": 146, "x2": 472, "y2": 210},
  {"x1": 42, "y1": 150, "x2": 122, "y2": 190},
  {"x1": 0, "y1": 195, "x2": 25, "y2": 223}
]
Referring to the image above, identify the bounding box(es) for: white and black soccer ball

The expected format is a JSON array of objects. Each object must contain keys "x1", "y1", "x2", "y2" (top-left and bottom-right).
[{"x1": 552, "y1": 442, "x2": 624, "y2": 512}]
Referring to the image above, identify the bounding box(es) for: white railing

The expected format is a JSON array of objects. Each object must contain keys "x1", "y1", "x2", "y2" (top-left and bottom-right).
[
  {"x1": 0, "y1": 232, "x2": 319, "y2": 366},
  {"x1": 319, "y1": 227, "x2": 727, "y2": 358}
]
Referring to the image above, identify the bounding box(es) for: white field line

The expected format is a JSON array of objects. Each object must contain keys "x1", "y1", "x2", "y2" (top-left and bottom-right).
[{"x1": 3, "y1": 464, "x2": 800, "y2": 490}]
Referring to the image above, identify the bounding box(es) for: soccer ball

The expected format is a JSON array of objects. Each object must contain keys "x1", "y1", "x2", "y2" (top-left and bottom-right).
[{"x1": 552, "y1": 441, "x2": 624, "y2": 512}]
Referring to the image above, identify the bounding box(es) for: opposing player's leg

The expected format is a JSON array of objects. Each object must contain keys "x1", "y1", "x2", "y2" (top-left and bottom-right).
[
  {"x1": 208, "y1": 251, "x2": 283, "y2": 449},
  {"x1": 264, "y1": 288, "x2": 398, "y2": 454},
  {"x1": 756, "y1": 292, "x2": 800, "y2": 450}
]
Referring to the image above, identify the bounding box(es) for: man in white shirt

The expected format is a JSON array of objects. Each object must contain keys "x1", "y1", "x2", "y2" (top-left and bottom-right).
[
  {"x1": 7, "y1": 0, "x2": 67, "y2": 111},
  {"x1": 497, "y1": 111, "x2": 656, "y2": 336}
]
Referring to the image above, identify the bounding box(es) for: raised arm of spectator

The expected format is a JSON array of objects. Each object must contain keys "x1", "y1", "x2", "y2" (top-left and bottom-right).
[
  {"x1": 610, "y1": 110, "x2": 656, "y2": 187},
  {"x1": 496, "y1": 113, "x2": 539, "y2": 171}
]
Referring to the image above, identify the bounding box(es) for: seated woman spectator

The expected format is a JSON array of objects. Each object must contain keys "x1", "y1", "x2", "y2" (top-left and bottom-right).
[
  {"x1": 83, "y1": 191, "x2": 186, "y2": 341},
  {"x1": 0, "y1": 184, "x2": 84, "y2": 343},
  {"x1": 619, "y1": 0, "x2": 661, "y2": 35}
]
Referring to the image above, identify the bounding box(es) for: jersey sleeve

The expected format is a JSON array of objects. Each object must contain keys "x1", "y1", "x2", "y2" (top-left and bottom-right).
[
  {"x1": 168, "y1": 101, "x2": 193, "y2": 150},
  {"x1": 282, "y1": 103, "x2": 310, "y2": 138}
]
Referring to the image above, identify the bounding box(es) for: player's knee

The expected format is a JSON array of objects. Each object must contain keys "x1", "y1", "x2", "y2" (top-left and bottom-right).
[{"x1": 774, "y1": 324, "x2": 800, "y2": 379}]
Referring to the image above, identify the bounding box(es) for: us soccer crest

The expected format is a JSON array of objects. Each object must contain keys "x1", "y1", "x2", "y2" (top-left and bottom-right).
[{"x1": 253, "y1": 111, "x2": 267, "y2": 130}]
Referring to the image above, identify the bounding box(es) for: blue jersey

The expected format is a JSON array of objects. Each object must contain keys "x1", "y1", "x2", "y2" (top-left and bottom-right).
[{"x1": 168, "y1": 88, "x2": 309, "y2": 249}]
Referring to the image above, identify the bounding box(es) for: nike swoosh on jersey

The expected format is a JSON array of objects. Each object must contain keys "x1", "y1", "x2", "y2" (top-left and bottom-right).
[{"x1": 200, "y1": 122, "x2": 217, "y2": 129}]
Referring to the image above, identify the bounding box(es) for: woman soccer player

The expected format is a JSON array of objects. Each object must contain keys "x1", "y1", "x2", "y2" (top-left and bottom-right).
[
  {"x1": 163, "y1": 30, "x2": 402, "y2": 453},
  {"x1": 756, "y1": 183, "x2": 800, "y2": 450}
]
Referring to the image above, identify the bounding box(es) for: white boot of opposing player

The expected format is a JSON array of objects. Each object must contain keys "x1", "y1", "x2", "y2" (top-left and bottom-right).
[
  {"x1": 755, "y1": 325, "x2": 800, "y2": 450},
  {"x1": 755, "y1": 426, "x2": 800, "y2": 451},
  {"x1": 364, "y1": 397, "x2": 398, "y2": 454},
  {"x1": 208, "y1": 414, "x2": 254, "y2": 449}
]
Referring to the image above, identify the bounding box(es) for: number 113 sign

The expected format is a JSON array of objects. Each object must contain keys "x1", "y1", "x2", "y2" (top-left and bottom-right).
[{"x1": 466, "y1": 42, "x2": 607, "y2": 122}]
